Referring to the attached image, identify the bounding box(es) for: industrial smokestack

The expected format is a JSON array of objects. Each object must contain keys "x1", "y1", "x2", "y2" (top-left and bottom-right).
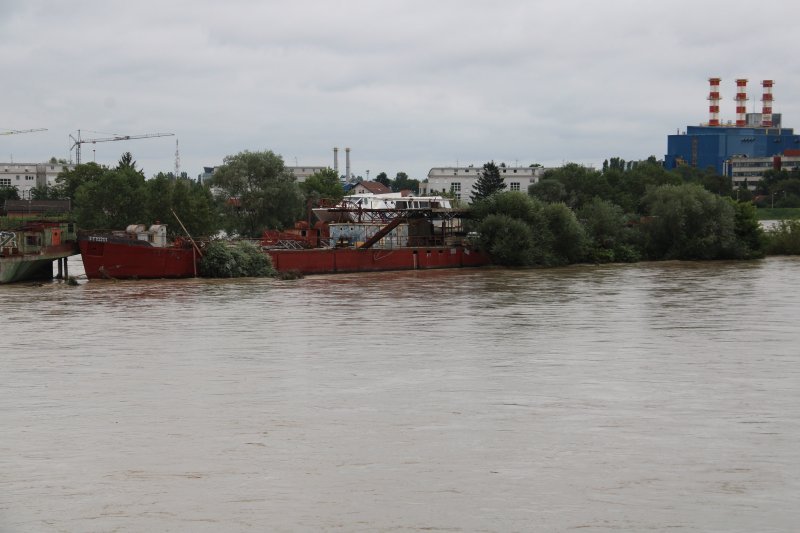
[
  {"x1": 345, "y1": 147, "x2": 351, "y2": 181},
  {"x1": 333, "y1": 147, "x2": 339, "y2": 174},
  {"x1": 708, "y1": 77, "x2": 721, "y2": 126},
  {"x1": 735, "y1": 78, "x2": 748, "y2": 127},
  {"x1": 761, "y1": 80, "x2": 774, "y2": 127}
]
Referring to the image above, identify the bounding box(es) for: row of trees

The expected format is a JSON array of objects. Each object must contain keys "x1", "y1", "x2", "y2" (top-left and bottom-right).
[
  {"x1": 373, "y1": 171, "x2": 420, "y2": 194},
  {"x1": 471, "y1": 187, "x2": 763, "y2": 267},
  {"x1": 2, "y1": 150, "x2": 347, "y2": 238},
  {"x1": 53, "y1": 154, "x2": 218, "y2": 237},
  {"x1": 468, "y1": 158, "x2": 765, "y2": 266},
  {"x1": 749, "y1": 167, "x2": 800, "y2": 208}
]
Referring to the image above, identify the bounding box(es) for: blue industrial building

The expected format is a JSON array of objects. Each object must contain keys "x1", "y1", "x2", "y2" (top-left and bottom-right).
[{"x1": 665, "y1": 121, "x2": 800, "y2": 175}]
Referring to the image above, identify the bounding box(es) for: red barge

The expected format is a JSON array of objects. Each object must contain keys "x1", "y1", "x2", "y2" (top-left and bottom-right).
[
  {"x1": 77, "y1": 194, "x2": 491, "y2": 279},
  {"x1": 262, "y1": 194, "x2": 490, "y2": 274},
  {"x1": 79, "y1": 224, "x2": 199, "y2": 279},
  {"x1": 267, "y1": 244, "x2": 488, "y2": 274}
]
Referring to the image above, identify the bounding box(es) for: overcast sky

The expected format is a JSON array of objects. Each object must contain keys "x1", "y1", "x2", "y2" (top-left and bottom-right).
[{"x1": 3, "y1": 0, "x2": 799, "y2": 181}]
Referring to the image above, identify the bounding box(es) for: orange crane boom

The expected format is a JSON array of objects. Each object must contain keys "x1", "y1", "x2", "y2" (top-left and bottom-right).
[{"x1": 69, "y1": 130, "x2": 174, "y2": 164}]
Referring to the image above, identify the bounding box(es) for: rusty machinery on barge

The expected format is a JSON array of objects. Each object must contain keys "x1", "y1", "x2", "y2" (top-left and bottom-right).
[{"x1": 262, "y1": 197, "x2": 490, "y2": 274}]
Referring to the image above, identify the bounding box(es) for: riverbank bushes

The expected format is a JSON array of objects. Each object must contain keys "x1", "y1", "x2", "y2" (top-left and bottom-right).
[
  {"x1": 762, "y1": 221, "x2": 800, "y2": 255},
  {"x1": 471, "y1": 184, "x2": 764, "y2": 267},
  {"x1": 470, "y1": 193, "x2": 587, "y2": 266},
  {"x1": 199, "y1": 240, "x2": 275, "y2": 278}
]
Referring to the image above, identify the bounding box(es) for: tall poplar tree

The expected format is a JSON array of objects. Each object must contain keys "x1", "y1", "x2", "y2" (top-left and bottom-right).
[{"x1": 471, "y1": 160, "x2": 506, "y2": 202}]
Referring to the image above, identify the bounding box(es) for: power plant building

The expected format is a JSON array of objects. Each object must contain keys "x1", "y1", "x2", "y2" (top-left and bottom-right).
[{"x1": 665, "y1": 79, "x2": 800, "y2": 180}]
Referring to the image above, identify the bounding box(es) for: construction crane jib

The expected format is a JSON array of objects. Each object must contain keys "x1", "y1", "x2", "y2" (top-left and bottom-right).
[
  {"x1": 1, "y1": 128, "x2": 47, "y2": 136},
  {"x1": 69, "y1": 130, "x2": 174, "y2": 164}
]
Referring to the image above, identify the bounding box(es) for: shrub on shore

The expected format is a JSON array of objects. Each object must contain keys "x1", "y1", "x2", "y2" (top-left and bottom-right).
[
  {"x1": 199, "y1": 240, "x2": 275, "y2": 278},
  {"x1": 763, "y1": 220, "x2": 800, "y2": 255}
]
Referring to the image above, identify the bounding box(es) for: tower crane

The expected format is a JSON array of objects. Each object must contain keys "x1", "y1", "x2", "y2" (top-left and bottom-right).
[
  {"x1": 1, "y1": 128, "x2": 47, "y2": 136},
  {"x1": 69, "y1": 130, "x2": 174, "y2": 164}
]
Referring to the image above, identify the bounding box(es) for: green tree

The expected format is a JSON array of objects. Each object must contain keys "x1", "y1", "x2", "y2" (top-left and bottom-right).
[
  {"x1": 471, "y1": 161, "x2": 506, "y2": 202},
  {"x1": 471, "y1": 192, "x2": 559, "y2": 266},
  {"x1": 477, "y1": 214, "x2": 537, "y2": 266},
  {"x1": 640, "y1": 183, "x2": 741, "y2": 260},
  {"x1": 374, "y1": 172, "x2": 391, "y2": 188},
  {"x1": 528, "y1": 179, "x2": 567, "y2": 204},
  {"x1": 74, "y1": 166, "x2": 147, "y2": 229},
  {"x1": 56, "y1": 162, "x2": 105, "y2": 200},
  {"x1": 731, "y1": 200, "x2": 763, "y2": 258},
  {"x1": 144, "y1": 173, "x2": 174, "y2": 225},
  {"x1": 577, "y1": 198, "x2": 639, "y2": 262},
  {"x1": 211, "y1": 150, "x2": 304, "y2": 236},
  {"x1": 539, "y1": 163, "x2": 608, "y2": 210},
  {"x1": 393, "y1": 172, "x2": 419, "y2": 193},
  {"x1": 143, "y1": 173, "x2": 216, "y2": 237},
  {"x1": 117, "y1": 151, "x2": 139, "y2": 172},
  {"x1": 1, "y1": 186, "x2": 20, "y2": 203},
  {"x1": 299, "y1": 168, "x2": 344, "y2": 205},
  {"x1": 611, "y1": 160, "x2": 680, "y2": 213},
  {"x1": 763, "y1": 220, "x2": 800, "y2": 255},
  {"x1": 543, "y1": 202, "x2": 586, "y2": 264},
  {"x1": 172, "y1": 179, "x2": 217, "y2": 237},
  {"x1": 765, "y1": 178, "x2": 800, "y2": 208},
  {"x1": 29, "y1": 185, "x2": 66, "y2": 200}
]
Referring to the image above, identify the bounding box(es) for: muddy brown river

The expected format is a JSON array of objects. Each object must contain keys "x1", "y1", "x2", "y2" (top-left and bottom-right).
[{"x1": 2, "y1": 257, "x2": 799, "y2": 532}]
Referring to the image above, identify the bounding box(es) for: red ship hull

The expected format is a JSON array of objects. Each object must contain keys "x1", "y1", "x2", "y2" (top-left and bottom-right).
[
  {"x1": 79, "y1": 237, "x2": 198, "y2": 280},
  {"x1": 267, "y1": 246, "x2": 490, "y2": 275}
]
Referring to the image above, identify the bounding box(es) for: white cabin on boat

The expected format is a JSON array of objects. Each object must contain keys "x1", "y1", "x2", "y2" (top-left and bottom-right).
[{"x1": 125, "y1": 224, "x2": 168, "y2": 247}]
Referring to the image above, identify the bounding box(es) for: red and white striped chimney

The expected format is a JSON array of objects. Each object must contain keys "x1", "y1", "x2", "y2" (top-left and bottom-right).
[
  {"x1": 735, "y1": 78, "x2": 748, "y2": 127},
  {"x1": 708, "y1": 77, "x2": 721, "y2": 126},
  {"x1": 761, "y1": 80, "x2": 774, "y2": 127}
]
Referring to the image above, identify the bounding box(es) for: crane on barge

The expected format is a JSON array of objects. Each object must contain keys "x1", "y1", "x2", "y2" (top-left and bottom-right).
[{"x1": 69, "y1": 130, "x2": 174, "y2": 164}]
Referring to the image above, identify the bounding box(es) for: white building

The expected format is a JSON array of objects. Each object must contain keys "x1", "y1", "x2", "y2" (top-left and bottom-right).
[
  {"x1": 421, "y1": 165, "x2": 548, "y2": 204},
  {"x1": 726, "y1": 154, "x2": 800, "y2": 189},
  {"x1": 0, "y1": 161, "x2": 75, "y2": 198},
  {"x1": 288, "y1": 166, "x2": 328, "y2": 183}
]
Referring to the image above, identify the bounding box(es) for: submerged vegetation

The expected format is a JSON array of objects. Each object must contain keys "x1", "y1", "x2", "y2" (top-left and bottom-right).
[{"x1": 199, "y1": 240, "x2": 275, "y2": 278}]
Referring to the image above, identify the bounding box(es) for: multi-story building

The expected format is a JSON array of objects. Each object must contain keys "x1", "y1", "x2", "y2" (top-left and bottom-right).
[
  {"x1": 726, "y1": 151, "x2": 800, "y2": 189},
  {"x1": 288, "y1": 166, "x2": 328, "y2": 183},
  {"x1": 421, "y1": 165, "x2": 547, "y2": 203},
  {"x1": 0, "y1": 161, "x2": 75, "y2": 198}
]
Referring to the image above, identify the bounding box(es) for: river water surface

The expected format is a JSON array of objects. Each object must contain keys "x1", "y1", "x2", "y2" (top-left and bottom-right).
[{"x1": 1, "y1": 257, "x2": 799, "y2": 532}]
